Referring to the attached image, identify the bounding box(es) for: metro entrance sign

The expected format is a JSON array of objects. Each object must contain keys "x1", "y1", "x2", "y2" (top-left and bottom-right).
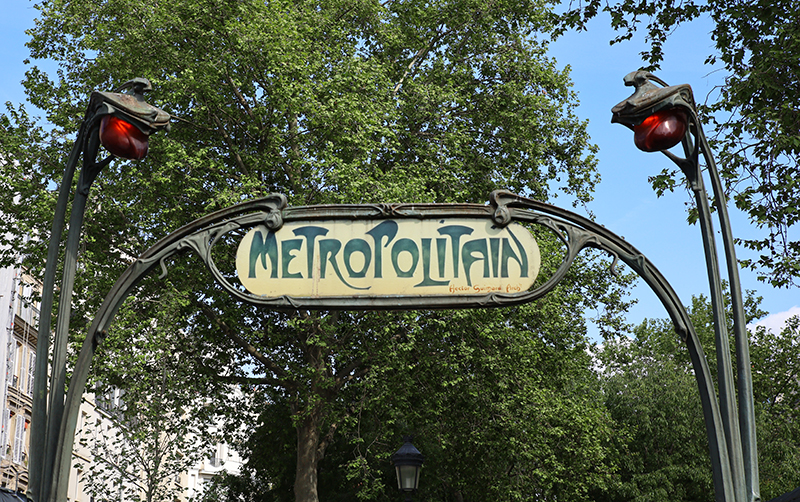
[
  {"x1": 30, "y1": 74, "x2": 760, "y2": 502},
  {"x1": 40, "y1": 189, "x2": 732, "y2": 502},
  {"x1": 236, "y1": 218, "x2": 540, "y2": 297}
]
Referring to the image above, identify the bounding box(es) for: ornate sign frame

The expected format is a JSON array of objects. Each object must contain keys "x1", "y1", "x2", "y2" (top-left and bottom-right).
[{"x1": 47, "y1": 191, "x2": 731, "y2": 502}]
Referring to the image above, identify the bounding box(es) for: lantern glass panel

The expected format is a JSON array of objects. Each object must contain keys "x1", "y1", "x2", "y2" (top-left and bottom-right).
[
  {"x1": 396, "y1": 465, "x2": 420, "y2": 491},
  {"x1": 99, "y1": 115, "x2": 149, "y2": 160}
]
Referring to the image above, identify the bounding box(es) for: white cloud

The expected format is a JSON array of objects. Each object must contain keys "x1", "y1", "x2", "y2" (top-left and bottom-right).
[{"x1": 751, "y1": 306, "x2": 800, "y2": 334}]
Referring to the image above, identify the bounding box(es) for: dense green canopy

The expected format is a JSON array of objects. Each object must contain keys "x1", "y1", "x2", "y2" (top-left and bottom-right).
[
  {"x1": 595, "y1": 292, "x2": 800, "y2": 502},
  {"x1": 0, "y1": 0, "x2": 638, "y2": 501},
  {"x1": 557, "y1": 0, "x2": 800, "y2": 288}
]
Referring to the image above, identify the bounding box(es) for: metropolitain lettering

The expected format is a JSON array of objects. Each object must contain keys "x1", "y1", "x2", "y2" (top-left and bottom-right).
[{"x1": 235, "y1": 218, "x2": 540, "y2": 297}]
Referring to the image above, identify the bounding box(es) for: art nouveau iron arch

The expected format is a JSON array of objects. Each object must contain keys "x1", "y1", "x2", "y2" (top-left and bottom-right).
[{"x1": 47, "y1": 190, "x2": 736, "y2": 502}]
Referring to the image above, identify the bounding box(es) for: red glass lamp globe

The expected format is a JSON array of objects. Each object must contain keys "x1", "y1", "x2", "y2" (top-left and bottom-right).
[
  {"x1": 633, "y1": 108, "x2": 688, "y2": 152},
  {"x1": 99, "y1": 115, "x2": 149, "y2": 160}
]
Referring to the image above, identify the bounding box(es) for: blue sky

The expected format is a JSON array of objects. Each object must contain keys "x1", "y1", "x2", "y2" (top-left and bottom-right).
[
  {"x1": 1, "y1": 1, "x2": 796, "y2": 336},
  {"x1": 547, "y1": 14, "x2": 798, "y2": 335}
]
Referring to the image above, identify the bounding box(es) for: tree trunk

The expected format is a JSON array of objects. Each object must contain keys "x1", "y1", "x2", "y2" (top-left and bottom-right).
[{"x1": 294, "y1": 412, "x2": 321, "y2": 502}]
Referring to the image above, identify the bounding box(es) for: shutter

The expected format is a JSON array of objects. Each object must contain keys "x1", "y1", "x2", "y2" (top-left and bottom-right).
[
  {"x1": 27, "y1": 352, "x2": 35, "y2": 395},
  {"x1": 21, "y1": 346, "x2": 28, "y2": 391},
  {"x1": 0, "y1": 409, "x2": 9, "y2": 459},
  {"x1": 13, "y1": 414, "x2": 24, "y2": 464},
  {"x1": 6, "y1": 341, "x2": 16, "y2": 384}
]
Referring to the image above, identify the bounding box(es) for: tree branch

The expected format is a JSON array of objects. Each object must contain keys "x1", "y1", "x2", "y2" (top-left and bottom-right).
[
  {"x1": 335, "y1": 358, "x2": 368, "y2": 389},
  {"x1": 196, "y1": 301, "x2": 297, "y2": 390},
  {"x1": 225, "y1": 72, "x2": 254, "y2": 119},
  {"x1": 210, "y1": 111, "x2": 250, "y2": 176},
  {"x1": 393, "y1": 40, "x2": 435, "y2": 95}
]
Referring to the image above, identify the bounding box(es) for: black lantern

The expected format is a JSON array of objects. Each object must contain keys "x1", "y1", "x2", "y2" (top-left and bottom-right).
[{"x1": 392, "y1": 436, "x2": 424, "y2": 500}]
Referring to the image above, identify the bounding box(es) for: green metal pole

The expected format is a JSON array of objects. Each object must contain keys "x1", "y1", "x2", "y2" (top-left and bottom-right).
[
  {"x1": 30, "y1": 79, "x2": 168, "y2": 501},
  {"x1": 39, "y1": 116, "x2": 106, "y2": 502},
  {"x1": 680, "y1": 155, "x2": 747, "y2": 502},
  {"x1": 27, "y1": 122, "x2": 87, "y2": 502},
  {"x1": 695, "y1": 123, "x2": 760, "y2": 502},
  {"x1": 611, "y1": 71, "x2": 758, "y2": 502}
]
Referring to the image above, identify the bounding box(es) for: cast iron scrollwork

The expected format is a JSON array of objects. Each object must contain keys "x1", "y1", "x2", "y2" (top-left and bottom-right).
[
  {"x1": 51, "y1": 191, "x2": 727, "y2": 502},
  {"x1": 49, "y1": 191, "x2": 731, "y2": 502},
  {"x1": 136, "y1": 190, "x2": 677, "y2": 312}
]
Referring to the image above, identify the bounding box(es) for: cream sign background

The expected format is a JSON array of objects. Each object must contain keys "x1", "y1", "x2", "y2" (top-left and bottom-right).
[{"x1": 235, "y1": 218, "x2": 540, "y2": 297}]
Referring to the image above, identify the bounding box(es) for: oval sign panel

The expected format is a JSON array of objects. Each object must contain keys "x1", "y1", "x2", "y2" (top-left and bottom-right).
[{"x1": 235, "y1": 218, "x2": 540, "y2": 298}]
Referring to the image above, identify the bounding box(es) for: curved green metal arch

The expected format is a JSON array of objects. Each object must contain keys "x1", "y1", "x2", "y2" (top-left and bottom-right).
[{"x1": 49, "y1": 191, "x2": 734, "y2": 501}]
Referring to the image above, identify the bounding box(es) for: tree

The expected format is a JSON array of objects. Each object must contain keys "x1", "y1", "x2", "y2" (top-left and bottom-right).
[
  {"x1": 0, "y1": 0, "x2": 627, "y2": 500},
  {"x1": 595, "y1": 319, "x2": 715, "y2": 502},
  {"x1": 386, "y1": 305, "x2": 617, "y2": 502},
  {"x1": 209, "y1": 295, "x2": 622, "y2": 502},
  {"x1": 557, "y1": 0, "x2": 800, "y2": 288},
  {"x1": 748, "y1": 315, "x2": 800, "y2": 498},
  {"x1": 77, "y1": 290, "x2": 212, "y2": 502},
  {"x1": 194, "y1": 226, "x2": 633, "y2": 502},
  {"x1": 595, "y1": 291, "x2": 800, "y2": 502}
]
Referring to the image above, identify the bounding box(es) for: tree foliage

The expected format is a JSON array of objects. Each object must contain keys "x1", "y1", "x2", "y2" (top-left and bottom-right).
[
  {"x1": 207, "y1": 297, "x2": 620, "y2": 502},
  {"x1": 77, "y1": 290, "x2": 212, "y2": 502},
  {"x1": 397, "y1": 306, "x2": 617, "y2": 502},
  {"x1": 748, "y1": 314, "x2": 800, "y2": 498},
  {"x1": 0, "y1": 0, "x2": 638, "y2": 500},
  {"x1": 595, "y1": 318, "x2": 714, "y2": 502},
  {"x1": 557, "y1": 0, "x2": 800, "y2": 287},
  {"x1": 595, "y1": 292, "x2": 800, "y2": 502}
]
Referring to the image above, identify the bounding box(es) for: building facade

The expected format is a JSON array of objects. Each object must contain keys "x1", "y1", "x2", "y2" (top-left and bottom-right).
[
  {"x1": 0, "y1": 266, "x2": 38, "y2": 493},
  {"x1": 0, "y1": 262, "x2": 241, "y2": 501}
]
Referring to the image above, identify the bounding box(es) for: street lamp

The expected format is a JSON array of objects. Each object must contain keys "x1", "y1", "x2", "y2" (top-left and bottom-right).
[
  {"x1": 93, "y1": 78, "x2": 170, "y2": 159},
  {"x1": 392, "y1": 436, "x2": 424, "y2": 501},
  {"x1": 612, "y1": 71, "x2": 758, "y2": 502},
  {"x1": 28, "y1": 78, "x2": 169, "y2": 502}
]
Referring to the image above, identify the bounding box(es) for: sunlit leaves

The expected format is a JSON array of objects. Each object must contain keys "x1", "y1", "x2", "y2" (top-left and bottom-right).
[
  {"x1": 0, "y1": 0, "x2": 624, "y2": 499},
  {"x1": 555, "y1": 0, "x2": 800, "y2": 287}
]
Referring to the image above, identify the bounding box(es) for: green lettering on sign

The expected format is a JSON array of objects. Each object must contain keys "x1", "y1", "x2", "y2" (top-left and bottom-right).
[{"x1": 236, "y1": 219, "x2": 540, "y2": 298}]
